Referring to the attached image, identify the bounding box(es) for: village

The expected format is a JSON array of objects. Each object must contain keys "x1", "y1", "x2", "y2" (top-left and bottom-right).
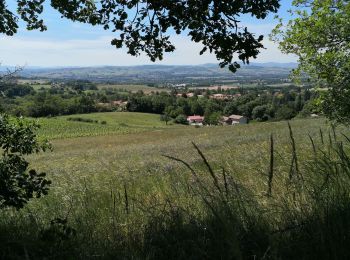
[{"x1": 84, "y1": 81, "x2": 314, "y2": 126}]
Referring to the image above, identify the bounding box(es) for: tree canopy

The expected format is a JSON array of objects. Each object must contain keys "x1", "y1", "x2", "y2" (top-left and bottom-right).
[
  {"x1": 1, "y1": 0, "x2": 280, "y2": 72},
  {"x1": 271, "y1": 0, "x2": 350, "y2": 123}
]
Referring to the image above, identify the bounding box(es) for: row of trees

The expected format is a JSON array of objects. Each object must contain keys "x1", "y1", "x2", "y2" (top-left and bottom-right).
[
  {"x1": 127, "y1": 88, "x2": 316, "y2": 124},
  {"x1": 0, "y1": 80, "x2": 130, "y2": 117},
  {"x1": 1, "y1": 78, "x2": 317, "y2": 123},
  {"x1": 2, "y1": 91, "x2": 98, "y2": 117}
]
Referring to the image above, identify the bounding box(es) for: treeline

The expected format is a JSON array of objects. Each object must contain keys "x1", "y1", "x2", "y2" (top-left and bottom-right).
[
  {"x1": 2, "y1": 92, "x2": 98, "y2": 117},
  {"x1": 127, "y1": 88, "x2": 318, "y2": 124},
  {"x1": 0, "y1": 80, "x2": 128, "y2": 117},
  {"x1": 0, "y1": 80, "x2": 319, "y2": 122},
  {"x1": 0, "y1": 82, "x2": 35, "y2": 97}
]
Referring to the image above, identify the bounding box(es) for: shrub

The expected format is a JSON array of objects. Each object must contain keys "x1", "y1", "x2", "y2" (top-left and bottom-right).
[
  {"x1": 252, "y1": 105, "x2": 270, "y2": 121},
  {"x1": 203, "y1": 112, "x2": 221, "y2": 125},
  {"x1": 174, "y1": 114, "x2": 188, "y2": 125},
  {"x1": 275, "y1": 105, "x2": 296, "y2": 120},
  {"x1": 67, "y1": 117, "x2": 97, "y2": 124},
  {"x1": 0, "y1": 114, "x2": 51, "y2": 209}
]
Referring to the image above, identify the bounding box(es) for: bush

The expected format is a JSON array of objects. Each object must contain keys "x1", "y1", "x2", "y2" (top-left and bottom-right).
[
  {"x1": 0, "y1": 114, "x2": 51, "y2": 209},
  {"x1": 67, "y1": 117, "x2": 97, "y2": 123},
  {"x1": 275, "y1": 105, "x2": 296, "y2": 120},
  {"x1": 298, "y1": 100, "x2": 320, "y2": 118},
  {"x1": 252, "y1": 105, "x2": 270, "y2": 121},
  {"x1": 174, "y1": 114, "x2": 188, "y2": 125},
  {"x1": 203, "y1": 112, "x2": 221, "y2": 125}
]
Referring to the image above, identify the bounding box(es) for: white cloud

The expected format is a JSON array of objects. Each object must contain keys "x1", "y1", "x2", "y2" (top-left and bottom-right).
[{"x1": 1, "y1": 34, "x2": 296, "y2": 67}]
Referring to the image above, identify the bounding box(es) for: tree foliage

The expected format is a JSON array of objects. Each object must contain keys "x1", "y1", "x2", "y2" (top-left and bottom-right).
[
  {"x1": 271, "y1": 0, "x2": 350, "y2": 123},
  {"x1": 1, "y1": 0, "x2": 279, "y2": 72},
  {"x1": 0, "y1": 114, "x2": 51, "y2": 209}
]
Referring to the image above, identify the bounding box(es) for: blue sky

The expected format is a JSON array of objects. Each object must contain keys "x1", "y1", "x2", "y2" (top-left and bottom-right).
[{"x1": 1, "y1": 0, "x2": 297, "y2": 67}]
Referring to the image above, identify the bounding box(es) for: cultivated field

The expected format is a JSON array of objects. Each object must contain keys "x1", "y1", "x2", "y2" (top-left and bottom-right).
[
  {"x1": 3, "y1": 115, "x2": 350, "y2": 259},
  {"x1": 97, "y1": 84, "x2": 165, "y2": 93},
  {"x1": 36, "y1": 112, "x2": 179, "y2": 139},
  {"x1": 33, "y1": 116, "x2": 331, "y2": 180}
]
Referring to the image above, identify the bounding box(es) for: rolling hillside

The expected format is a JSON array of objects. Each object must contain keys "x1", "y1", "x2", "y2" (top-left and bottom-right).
[{"x1": 19, "y1": 63, "x2": 296, "y2": 84}]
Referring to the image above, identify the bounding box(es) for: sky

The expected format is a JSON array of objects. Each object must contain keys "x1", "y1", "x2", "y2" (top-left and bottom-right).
[{"x1": 1, "y1": 0, "x2": 297, "y2": 67}]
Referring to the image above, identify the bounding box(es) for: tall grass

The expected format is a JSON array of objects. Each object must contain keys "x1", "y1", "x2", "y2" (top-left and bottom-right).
[{"x1": 1, "y1": 121, "x2": 350, "y2": 259}]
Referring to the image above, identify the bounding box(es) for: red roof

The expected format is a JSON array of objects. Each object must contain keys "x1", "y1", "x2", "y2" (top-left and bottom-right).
[{"x1": 187, "y1": 115, "x2": 204, "y2": 121}]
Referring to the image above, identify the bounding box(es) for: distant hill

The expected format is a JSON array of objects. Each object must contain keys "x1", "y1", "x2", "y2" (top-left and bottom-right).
[
  {"x1": 16, "y1": 63, "x2": 297, "y2": 84},
  {"x1": 250, "y1": 62, "x2": 297, "y2": 68}
]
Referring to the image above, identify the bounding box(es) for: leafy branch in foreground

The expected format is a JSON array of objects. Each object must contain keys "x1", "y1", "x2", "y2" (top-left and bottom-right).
[
  {"x1": 271, "y1": 0, "x2": 350, "y2": 123},
  {"x1": 0, "y1": 114, "x2": 52, "y2": 209},
  {"x1": 1, "y1": 0, "x2": 280, "y2": 72}
]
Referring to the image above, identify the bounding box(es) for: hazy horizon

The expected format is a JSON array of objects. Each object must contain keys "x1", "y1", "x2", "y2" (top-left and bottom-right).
[
  {"x1": 1, "y1": 0, "x2": 297, "y2": 67},
  {"x1": 1, "y1": 61, "x2": 298, "y2": 70}
]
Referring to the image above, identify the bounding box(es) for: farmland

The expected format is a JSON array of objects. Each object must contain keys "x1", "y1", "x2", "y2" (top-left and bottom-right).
[
  {"x1": 35, "y1": 112, "x2": 178, "y2": 139},
  {"x1": 2, "y1": 0, "x2": 349, "y2": 257},
  {"x1": 30, "y1": 116, "x2": 338, "y2": 196},
  {"x1": 19, "y1": 63, "x2": 294, "y2": 84},
  {"x1": 3, "y1": 113, "x2": 350, "y2": 259},
  {"x1": 97, "y1": 84, "x2": 164, "y2": 94}
]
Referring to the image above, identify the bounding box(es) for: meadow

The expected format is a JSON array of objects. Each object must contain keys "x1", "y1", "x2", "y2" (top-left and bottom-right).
[
  {"x1": 1, "y1": 114, "x2": 350, "y2": 259},
  {"x1": 35, "y1": 112, "x2": 179, "y2": 139}
]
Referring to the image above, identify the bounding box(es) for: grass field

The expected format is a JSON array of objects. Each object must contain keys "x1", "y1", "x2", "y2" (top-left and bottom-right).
[
  {"x1": 35, "y1": 112, "x2": 179, "y2": 139},
  {"x1": 32, "y1": 116, "x2": 330, "y2": 177},
  {"x1": 2, "y1": 115, "x2": 350, "y2": 259},
  {"x1": 17, "y1": 79, "x2": 50, "y2": 85},
  {"x1": 30, "y1": 84, "x2": 52, "y2": 90},
  {"x1": 18, "y1": 80, "x2": 165, "y2": 93},
  {"x1": 30, "y1": 117, "x2": 340, "y2": 206},
  {"x1": 29, "y1": 117, "x2": 334, "y2": 203}
]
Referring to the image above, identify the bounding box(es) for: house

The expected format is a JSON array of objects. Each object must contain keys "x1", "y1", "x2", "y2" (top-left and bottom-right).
[
  {"x1": 187, "y1": 115, "x2": 204, "y2": 125},
  {"x1": 111, "y1": 100, "x2": 128, "y2": 111},
  {"x1": 176, "y1": 92, "x2": 194, "y2": 98},
  {"x1": 207, "y1": 85, "x2": 239, "y2": 91},
  {"x1": 209, "y1": 94, "x2": 233, "y2": 100},
  {"x1": 112, "y1": 100, "x2": 128, "y2": 106},
  {"x1": 210, "y1": 94, "x2": 225, "y2": 100},
  {"x1": 221, "y1": 114, "x2": 248, "y2": 125}
]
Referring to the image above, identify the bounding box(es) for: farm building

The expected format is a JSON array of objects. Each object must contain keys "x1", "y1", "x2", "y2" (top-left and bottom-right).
[
  {"x1": 111, "y1": 100, "x2": 128, "y2": 111},
  {"x1": 187, "y1": 115, "x2": 204, "y2": 125},
  {"x1": 221, "y1": 115, "x2": 248, "y2": 125},
  {"x1": 112, "y1": 100, "x2": 128, "y2": 106}
]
